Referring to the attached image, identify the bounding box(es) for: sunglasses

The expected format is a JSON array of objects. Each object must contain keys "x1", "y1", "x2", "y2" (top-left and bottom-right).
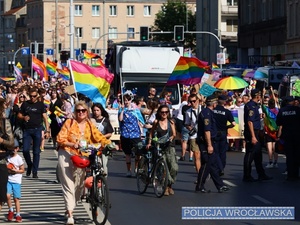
[
  {"x1": 30, "y1": 95, "x2": 38, "y2": 98},
  {"x1": 76, "y1": 109, "x2": 87, "y2": 113},
  {"x1": 19, "y1": 96, "x2": 25, "y2": 98},
  {"x1": 237, "y1": 101, "x2": 242, "y2": 103},
  {"x1": 160, "y1": 111, "x2": 169, "y2": 114},
  {"x1": 189, "y1": 100, "x2": 197, "y2": 103}
]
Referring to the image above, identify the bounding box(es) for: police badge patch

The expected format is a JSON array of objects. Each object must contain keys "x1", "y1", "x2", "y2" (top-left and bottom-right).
[
  {"x1": 249, "y1": 110, "x2": 254, "y2": 116},
  {"x1": 204, "y1": 119, "x2": 209, "y2": 125}
]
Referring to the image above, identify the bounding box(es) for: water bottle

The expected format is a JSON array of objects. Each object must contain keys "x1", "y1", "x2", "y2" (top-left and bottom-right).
[{"x1": 79, "y1": 132, "x2": 87, "y2": 150}]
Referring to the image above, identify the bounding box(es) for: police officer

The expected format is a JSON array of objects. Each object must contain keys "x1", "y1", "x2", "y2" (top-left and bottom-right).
[
  {"x1": 195, "y1": 95, "x2": 229, "y2": 193},
  {"x1": 276, "y1": 96, "x2": 300, "y2": 181},
  {"x1": 243, "y1": 89, "x2": 272, "y2": 182},
  {"x1": 213, "y1": 95, "x2": 236, "y2": 175}
]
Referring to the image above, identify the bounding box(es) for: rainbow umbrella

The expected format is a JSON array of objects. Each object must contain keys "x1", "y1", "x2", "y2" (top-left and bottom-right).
[
  {"x1": 254, "y1": 70, "x2": 268, "y2": 79},
  {"x1": 214, "y1": 76, "x2": 248, "y2": 90}
]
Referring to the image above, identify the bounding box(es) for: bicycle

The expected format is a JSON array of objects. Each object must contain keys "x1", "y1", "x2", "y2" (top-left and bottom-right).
[
  {"x1": 81, "y1": 144, "x2": 112, "y2": 225},
  {"x1": 136, "y1": 137, "x2": 169, "y2": 198}
]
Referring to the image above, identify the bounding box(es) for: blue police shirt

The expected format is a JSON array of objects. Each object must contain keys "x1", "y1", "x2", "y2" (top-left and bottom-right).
[
  {"x1": 198, "y1": 107, "x2": 217, "y2": 140},
  {"x1": 244, "y1": 100, "x2": 261, "y2": 133},
  {"x1": 276, "y1": 105, "x2": 300, "y2": 138},
  {"x1": 213, "y1": 105, "x2": 234, "y2": 132}
]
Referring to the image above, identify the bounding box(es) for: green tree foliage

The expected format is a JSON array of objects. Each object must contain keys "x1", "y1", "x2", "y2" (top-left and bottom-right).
[{"x1": 152, "y1": 0, "x2": 196, "y2": 50}]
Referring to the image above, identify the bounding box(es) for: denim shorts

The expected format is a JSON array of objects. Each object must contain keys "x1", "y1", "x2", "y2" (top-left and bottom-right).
[
  {"x1": 181, "y1": 127, "x2": 189, "y2": 141},
  {"x1": 7, "y1": 182, "x2": 21, "y2": 199}
]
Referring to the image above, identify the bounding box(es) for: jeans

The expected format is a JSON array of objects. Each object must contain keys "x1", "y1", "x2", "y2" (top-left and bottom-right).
[{"x1": 23, "y1": 126, "x2": 43, "y2": 174}]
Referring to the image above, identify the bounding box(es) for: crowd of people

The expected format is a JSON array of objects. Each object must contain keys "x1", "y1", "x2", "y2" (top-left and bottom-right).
[{"x1": 0, "y1": 78, "x2": 299, "y2": 224}]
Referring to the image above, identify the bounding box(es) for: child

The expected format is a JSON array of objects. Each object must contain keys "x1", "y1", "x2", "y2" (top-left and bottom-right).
[{"x1": 6, "y1": 141, "x2": 24, "y2": 223}]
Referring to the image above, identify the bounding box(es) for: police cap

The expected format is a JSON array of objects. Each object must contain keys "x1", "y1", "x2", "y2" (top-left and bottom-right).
[
  {"x1": 218, "y1": 95, "x2": 228, "y2": 101},
  {"x1": 284, "y1": 96, "x2": 294, "y2": 103},
  {"x1": 251, "y1": 89, "x2": 261, "y2": 98},
  {"x1": 206, "y1": 95, "x2": 218, "y2": 103}
]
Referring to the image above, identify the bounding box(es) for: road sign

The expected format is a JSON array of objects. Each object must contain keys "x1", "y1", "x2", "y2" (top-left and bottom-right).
[
  {"x1": 16, "y1": 62, "x2": 22, "y2": 69},
  {"x1": 46, "y1": 48, "x2": 54, "y2": 55},
  {"x1": 21, "y1": 47, "x2": 30, "y2": 55},
  {"x1": 217, "y1": 52, "x2": 226, "y2": 65}
]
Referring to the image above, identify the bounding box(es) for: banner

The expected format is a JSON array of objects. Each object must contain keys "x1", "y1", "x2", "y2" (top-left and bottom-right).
[{"x1": 227, "y1": 108, "x2": 244, "y2": 139}]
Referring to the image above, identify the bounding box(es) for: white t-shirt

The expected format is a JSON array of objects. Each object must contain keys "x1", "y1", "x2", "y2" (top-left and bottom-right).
[{"x1": 7, "y1": 154, "x2": 24, "y2": 184}]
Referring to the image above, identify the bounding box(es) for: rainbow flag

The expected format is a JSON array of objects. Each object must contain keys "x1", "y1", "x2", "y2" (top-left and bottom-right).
[
  {"x1": 166, "y1": 56, "x2": 209, "y2": 86},
  {"x1": 14, "y1": 66, "x2": 23, "y2": 82},
  {"x1": 69, "y1": 60, "x2": 114, "y2": 107},
  {"x1": 83, "y1": 50, "x2": 99, "y2": 59},
  {"x1": 57, "y1": 67, "x2": 70, "y2": 80},
  {"x1": 212, "y1": 63, "x2": 219, "y2": 69},
  {"x1": 92, "y1": 58, "x2": 105, "y2": 67},
  {"x1": 44, "y1": 99, "x2": 51, "y2": 108},
  {"x1": 262, "y1": 105, "x2": 278, "y2": 140},
  {"x1": 0, "y1": 77, "x2": 15, "y2": 81},
  {"x1": 46, "y1": 58, "x2": 57, "y2": 76},
  {"x1": 32, "y1": 56, "x2": 48, "y2": 81}
]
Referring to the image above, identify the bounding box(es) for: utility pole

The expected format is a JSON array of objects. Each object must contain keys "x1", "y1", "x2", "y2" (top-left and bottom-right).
[{"x1": 55, "y1": 0, "x2": 59, "y2": 61}]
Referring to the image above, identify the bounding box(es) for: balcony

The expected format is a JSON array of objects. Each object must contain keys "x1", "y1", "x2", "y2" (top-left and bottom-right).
[{"x1": 221, "y1": 5, "x2": 238, "y2": 15}]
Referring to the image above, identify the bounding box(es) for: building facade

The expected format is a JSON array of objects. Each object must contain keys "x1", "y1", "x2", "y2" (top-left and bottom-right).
[{"x1": 196, "y1": 0, "x2": 238, "y2": 65}]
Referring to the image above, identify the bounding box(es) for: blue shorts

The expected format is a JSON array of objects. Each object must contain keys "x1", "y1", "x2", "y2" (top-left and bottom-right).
[
  {"x1": 181, "y1": 127, "x2": 189, "y2": 141},
  {"x1": 7, "y1": 182, "x2": 21, "y2": 199}
]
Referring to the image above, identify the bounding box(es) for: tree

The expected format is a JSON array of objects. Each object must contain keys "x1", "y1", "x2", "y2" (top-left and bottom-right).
[{"x1": 152, "y1": 0, "x2": 196, "y2": 50}]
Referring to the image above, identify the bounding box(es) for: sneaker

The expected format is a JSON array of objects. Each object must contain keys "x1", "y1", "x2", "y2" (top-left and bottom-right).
[
  {"x1": 189, "y1": 157, "x2": 193, "y2": 162},
  {"x1": 273, "y1": 163, "x2": 278, "y2": 168},
  {"x1": 179, "y1": 156, "x2": 185, "y2": 161},
  {"x1": 126, "y1": 171, "x2": 132, "y2": 177},
  {"x1": 7, "y1": 211, "x2": 14, "y2": 221},
  {"x1": 15, "y1": 215, "x2": 22, "y2": 223},
  {"x1": 32, "y1": 173, "x2": 39, "y2": 179},
  {"x1": 40, "y1": 147, "x2": 44, "y2": 152},
  {"x1": 265, "y1": 163, "x2": 273, "y2": 168},
  {"x1": 66, "y1": 216, "x2": 74, "y2": 225},
  {"x1": 26, "y1": 164, "x2": 32, "y2": 176},
  {"x1": 241, "y1": 148, "x2": 246, "y2": 153}
]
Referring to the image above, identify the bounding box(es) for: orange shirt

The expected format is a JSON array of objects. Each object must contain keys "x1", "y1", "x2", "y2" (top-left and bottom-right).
[{"x1": 57, "y1": 118, "x2": 111, "y2": 156}]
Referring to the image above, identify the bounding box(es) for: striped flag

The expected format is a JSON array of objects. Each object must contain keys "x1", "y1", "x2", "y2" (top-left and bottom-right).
[
  {"x1": 32, "y1": 56, "x2": 48, "y2": 81},
  {"x1": 14, "y1": 66, "x2": 23, "y2": 82},
  {"x1": 69, "y1": 60, "x2": 114, "y2": 107}
]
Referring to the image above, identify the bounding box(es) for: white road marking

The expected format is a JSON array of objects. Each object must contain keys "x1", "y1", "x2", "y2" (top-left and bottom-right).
[
  {"x1": 223, "y1": 180, "x2": 237, "y2": 187},
  {"x1": 252, "y1": 195, "x2": 272, "y2": 205}
]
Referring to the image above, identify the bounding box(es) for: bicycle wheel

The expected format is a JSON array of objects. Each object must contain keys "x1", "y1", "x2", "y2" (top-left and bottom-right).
[
  {"x1": 152, "y1": 159, "x2": 168, "y2": 198},
  {"x1": 136, "y1": 156, "x2": 149, "y2": 194},
  {"x1": 90, "y1": 175, "x2": 109, "y2": 225}
]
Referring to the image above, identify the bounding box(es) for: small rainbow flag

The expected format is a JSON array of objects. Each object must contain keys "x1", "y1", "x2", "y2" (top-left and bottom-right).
[
  {"x1": 69, "y1": 60, "x2": 114, "y2": 107},
  {"x1": 212, "y1": 63, "x2": 219, "y2": 69},
  {"x1": 46, "y1": 58, "x2": 57, "y2": 76},
  {"x1": 14, "y1": 66, "x2": 23, "y2": 82},
  {"x1": 32, "y1": 56, "x2": 48, "y2": 81},
  {"x1": 0, "y1": 77, "x2": 15, "y2": 81},
  {"x1": 166, "y1": 56, "x2": 209, "y2": 86},
  {"x1": 262, "y1": 105, "x2": 278, "y2": 140},
  {"x1": 44, "y1": 99, "x2": 51, "y2": 108},
  {"x1": 92, "y1": 58, "x2": 105, "y2": 67},
  {"x1": 83, "y1": 50, "x2": 99, "y2": 59},
  {"x1": 57, "y1": 67, "x2": 70, "y2": 80}
]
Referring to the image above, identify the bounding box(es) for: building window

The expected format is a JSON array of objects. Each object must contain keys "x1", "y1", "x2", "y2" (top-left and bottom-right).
[
  {"x1": 226, "y1": 19, "x2": 238, "y2": 32},
  {"x1": 144, "y1": 6, "x2": 151, "y2": 16},
  {"x1": 127, "y1": 6, "x2": 134, "y2": 16},
  {"x1": 92, "y1": 5, "x2": 100, "y2": 16},
  {"x1": 110, "y1": 5, "x2": 117, "y2": 16},
  {"x1": 92, "y1": 27, "x2": 100, "y2": 38},
  {"x1": 227, "y1": 0, "x2": 237, "y2": 6},
  {"x1": 128, "y1": 27, "x2": 135, "y2": 39},
  {"x1": 75, "y1": 27, "x2": 83, "y2": 38},
  {"x1": 108, "y1": 27, "x2": 117, "y2": 39},
  {"x1": 75, "y1": 5, "x2": 82, "y2": 16}
]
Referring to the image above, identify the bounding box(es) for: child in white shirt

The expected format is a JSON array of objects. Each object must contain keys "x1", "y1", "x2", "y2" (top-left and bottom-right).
[{"x1": 6, "y1": 143, "x2": 24, "y2": 222}]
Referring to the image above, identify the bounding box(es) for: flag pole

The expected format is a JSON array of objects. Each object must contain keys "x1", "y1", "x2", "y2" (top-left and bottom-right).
[{"x1": 67, "y1": 59, "x2": 79, "y2": 101}]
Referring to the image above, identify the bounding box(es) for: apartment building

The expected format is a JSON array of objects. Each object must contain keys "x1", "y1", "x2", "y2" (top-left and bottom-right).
[{"x1": 196, "y1": 0, "x2": 238, "y2": 65}]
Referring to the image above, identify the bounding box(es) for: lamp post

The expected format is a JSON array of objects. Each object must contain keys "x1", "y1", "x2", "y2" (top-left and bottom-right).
[
  {"x1": 8, "y1": 60, "x2": 14, "y2": 76},
  {"x1": 47, "y1": 29, "x2": 55, "y2": 58},
  {"x1": 69, "y1": 0, "x2": 74, "y2": 59},
  {"x1": 103, "y1": 0, "x2": 106, "y2": 57},
  {"x1": 55, "y1": 0, "x2": 59, "y2": 61}
]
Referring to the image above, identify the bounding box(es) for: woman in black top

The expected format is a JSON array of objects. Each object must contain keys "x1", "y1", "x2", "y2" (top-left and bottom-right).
[
  {"x1": 91, "y1": 103, "x2": 114, "y2": 139},
  {"x1": 146, "y1": 105, "x2": 178, "y2": 196},
  {"x1": 49, "y1": 89, "x2": 63, "y2": 148}
]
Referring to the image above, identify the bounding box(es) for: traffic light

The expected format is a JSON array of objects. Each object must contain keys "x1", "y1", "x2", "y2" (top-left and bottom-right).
[
  {"x1": 140, "y1": 26, "x2": 149, "y2": 41},
  {"x1": 174, "y1": 25, "x2": 184, "y2": 41}
]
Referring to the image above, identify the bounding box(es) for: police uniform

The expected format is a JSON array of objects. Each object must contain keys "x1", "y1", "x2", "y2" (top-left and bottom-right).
[
  {"x1": 213, "y1": 95, "x2": 235, "y2": 173},
  {"x1": 243, "y1": 89, "x2": 270, "y2": 182},
  {"x1": 276, "y1": 96, "x2": 300, "y2": 180},
  {"x1": 195, "y1": 95, "x2": 228, "y2": 193}
]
